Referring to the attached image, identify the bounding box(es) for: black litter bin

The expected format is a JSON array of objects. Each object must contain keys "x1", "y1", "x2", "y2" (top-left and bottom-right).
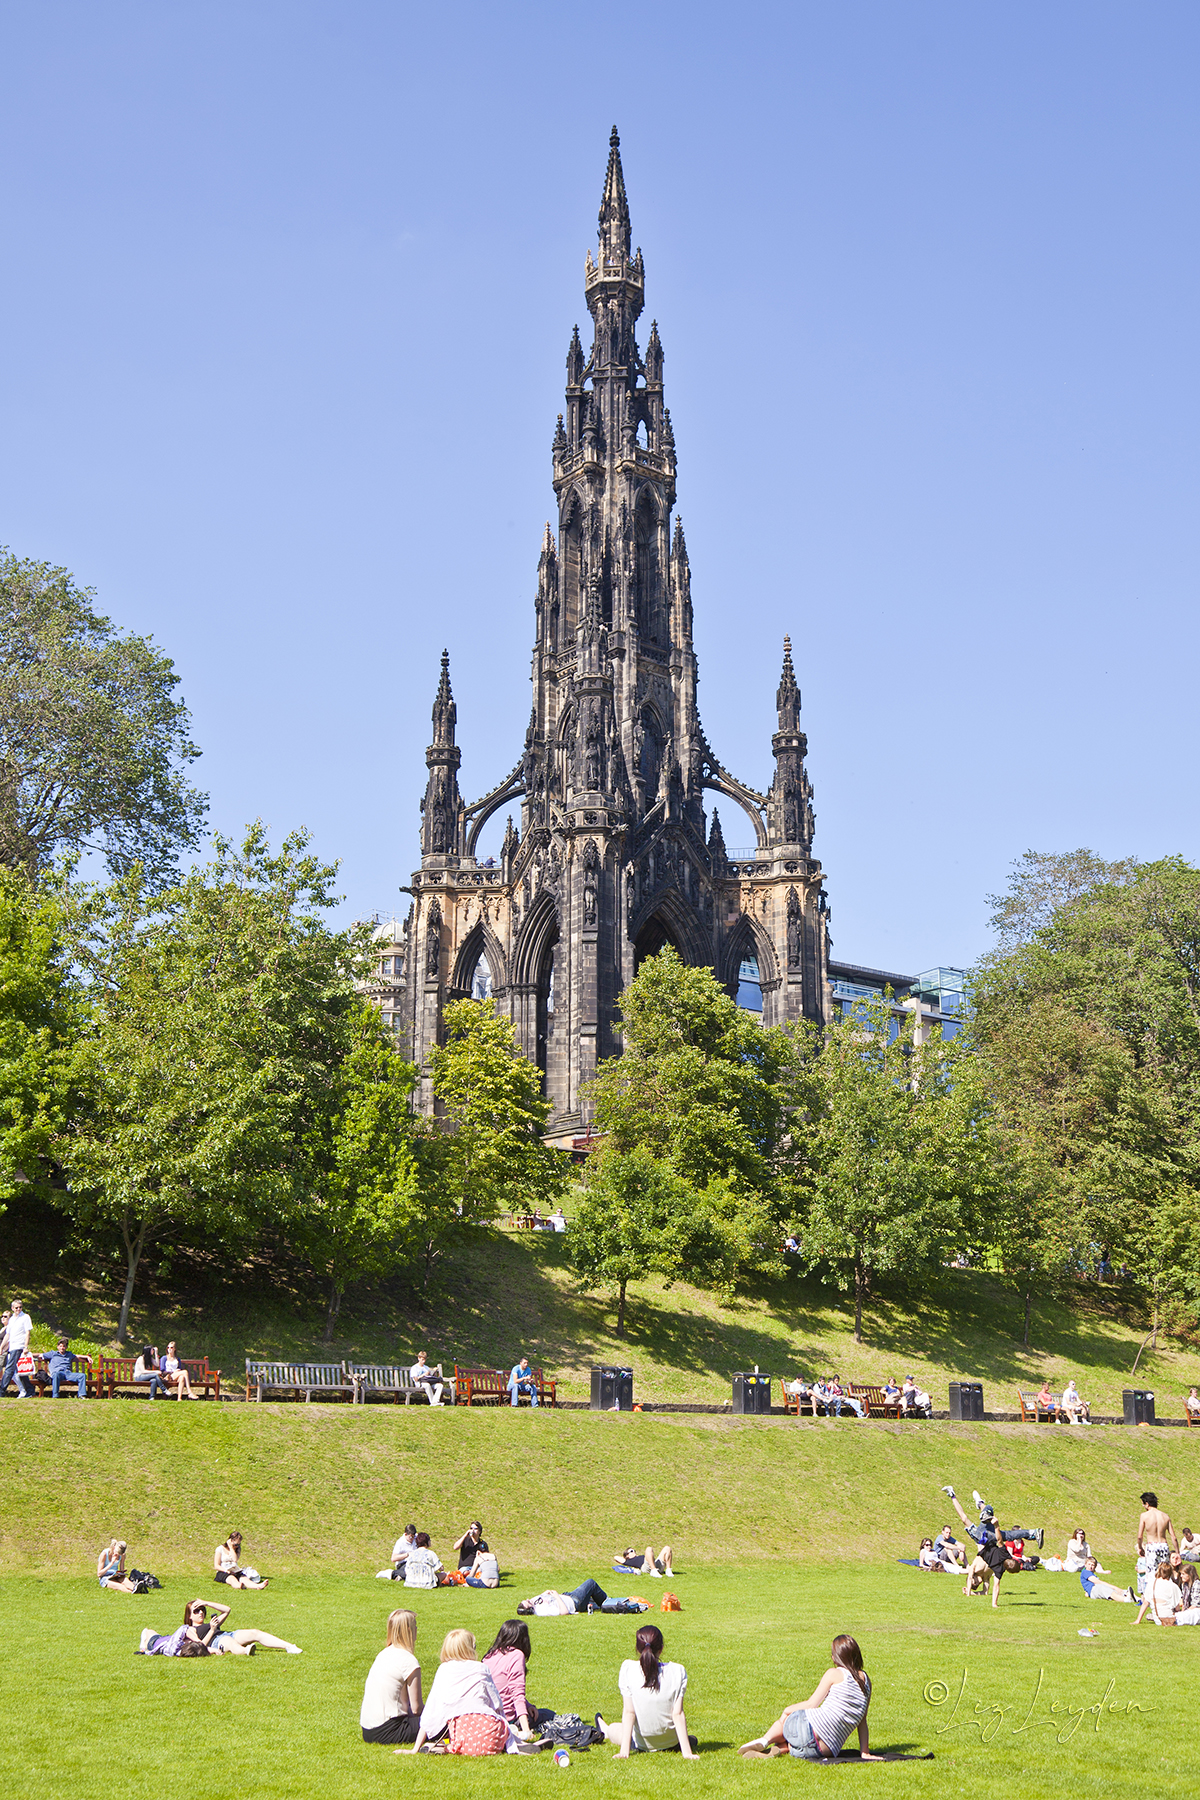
[
  {"x1": 1123, "y1": 1388, "x2": 1156, "y2": 1426},
  {"x1": 591, "y1": 1366, "x2": 634, "y2": 1411},
  {"x1": 732, "y1": 1372, "x2": 772, "y2": 1415},
  {"x1": 949, "y1": 1381, "x2": 985, "y2": 1421}
]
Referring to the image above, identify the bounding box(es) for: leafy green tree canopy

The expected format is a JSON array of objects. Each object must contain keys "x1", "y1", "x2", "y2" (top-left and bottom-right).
[
  {"x1": 429, "y1": 999, "x2": 568, "y2": 1226},
  {"x1": 0, "y1": 868, "x2": 80, "y2": 1211},
  {"x1": 0, "y1": 550, "x2": 206, "y2": 886}
]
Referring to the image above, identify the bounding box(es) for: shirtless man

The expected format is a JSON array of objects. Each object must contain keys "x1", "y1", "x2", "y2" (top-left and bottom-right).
[{"x1": 1137, "y1": 1491, "x2": 1178, "y2": 1579}]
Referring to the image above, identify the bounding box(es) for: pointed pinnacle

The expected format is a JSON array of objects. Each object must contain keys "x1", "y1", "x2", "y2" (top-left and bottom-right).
[
  {"x1": 599, "y1": 124, "x2": 631, "y2": 258},
  {"x1": 542, "y1": 521, "x2": 554, "y2": 552},
  {"x1": 436, "y1": 649, "x2": 453, "y2": 698},
  {"x1": 781, "y1": 634, "x2": 795, "y2": 679}
]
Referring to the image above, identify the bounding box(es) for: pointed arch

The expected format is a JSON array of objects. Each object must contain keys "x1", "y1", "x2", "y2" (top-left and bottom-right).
[
  {"x1": 721, "y1": 912, "x2": 781, "y2": 1000},
  {"x1": 512, "y1": 889, "x2": 561, "y2": 988},
  {"x1": 628, "y1": 886, "x2": 713, "y2": 971},
  {"x1": 450, "y1": 920, "x2": 509, "y2": 999},
  {"x1": 560, "y1": 488, "x2": 585, "y2": 641}
]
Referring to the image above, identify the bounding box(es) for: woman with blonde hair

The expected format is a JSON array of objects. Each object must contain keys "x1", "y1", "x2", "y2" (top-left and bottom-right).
[
  {"x1": 97, "y1": 1540, "x2": 140, "y2": 1594},
  {"x1": 740, "y1": 1635, "x2": 882, "y2": 1760},
  {"x1": 361, "y1": 1610, "x2": 423, "y2": 1743},
  {"x1": 409, "y1": 1628, "x2": 533, "y2": 1757}
]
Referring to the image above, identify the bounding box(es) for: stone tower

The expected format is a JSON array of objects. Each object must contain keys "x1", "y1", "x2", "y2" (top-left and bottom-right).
[{"x1": 400, "y1": 130, "x2": 830, "y2": 1134}]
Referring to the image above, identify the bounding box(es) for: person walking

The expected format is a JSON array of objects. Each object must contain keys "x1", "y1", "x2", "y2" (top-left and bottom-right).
[{"x1": 0, "y1": 1299, "x2": 33, "y2": 1397}]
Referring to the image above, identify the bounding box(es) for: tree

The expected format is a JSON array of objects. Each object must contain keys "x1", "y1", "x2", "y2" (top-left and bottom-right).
[
  {"x1": 0, "y1": 549, "x2": 206, "y2": 886},
  {"x1": 54, "y1": 827, "x2": 370, "y2": 1340},
  {"x1": 0, "y1": 868, "x2": 80, "y2": 1212},
  {"x1": 429, "y1": 1000, "x2": 567, "y2": 1249},
  {"x1": 569, "y1": 1145, "x2": 695, "y2": 1337},
  {"x1": 972, "y1": 855, "x2": 1200, "y2": 1343},
  {"x1": 985, "y1": 849, "x2": 1139, "y2": 957},
  {"x1": 298, "y1": 1012, "x2": 431, "y2": 1339},
  {"x1": 790, "y1": 998, "x2": 999, "y2": 1341},
  {"x1": 588, "y1": 948, "x2": 805, "y2": 1197}
]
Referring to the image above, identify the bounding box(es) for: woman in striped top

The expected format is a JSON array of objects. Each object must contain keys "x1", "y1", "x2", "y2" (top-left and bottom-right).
[{"x1": 740, "y1": 1636, "x2": 882, "y2": 1761}]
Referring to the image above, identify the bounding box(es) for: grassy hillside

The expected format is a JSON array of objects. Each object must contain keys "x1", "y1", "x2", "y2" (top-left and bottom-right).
[
  {"x1": 9, "y1": 1203, "x2": 1200, "y2": 1415},
  {"x1": 3, "y1": 1403, "x2": 1198, "y2": 1575}
]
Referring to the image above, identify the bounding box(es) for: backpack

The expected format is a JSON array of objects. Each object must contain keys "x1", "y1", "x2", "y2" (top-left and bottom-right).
[{"x1": 539, "y1": 1714, "x2": 606, "y2": 1750}]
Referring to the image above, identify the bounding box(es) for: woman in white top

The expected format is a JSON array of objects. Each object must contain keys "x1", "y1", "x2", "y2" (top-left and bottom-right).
[
  {"x1": 409, "y1": 1629, "x2": 519, "y2": 1757},
  {"x1": 1137, "y1": 1569, "x2": 1183, "y2": 1626},
  {"x1": 213, "y1": 1532, "x2": 269, "y2": 1589},
  {"x1": 160, "y1": 1342, "x2": 193, "y2": 1399},
  {"x1": 741, "y1": 1635, "x2": 881, "y2": 1761},
  {"x1": 403, "y1": 1534, "x2": 444, "y2": 1589},
  {"x1": 1064, "y1": 1528, "x2": 1106, "y2": 1573},
  {"x1": 597, "y1": 1624, "x2": 697, "y2": 1757},
  {"x1": 361, "y1": 1609, "x2": 423, "y2": 1744}
]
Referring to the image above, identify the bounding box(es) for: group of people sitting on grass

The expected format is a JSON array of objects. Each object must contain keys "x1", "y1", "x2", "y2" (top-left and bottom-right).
[
  {"x1": 784, "y1": 1373, "x2": 932, "y2": 1418},
  {"x1": 100, "y1": 1531, "x2": 269, "y2": 1597},
  {"x1": 381, "y1": 1521, "x2": 500, "y2": 1589},
  {"x1": 359, "y1": 1608, "x2": 879, "y2": 1759},
  {"x1": 360, "y1": 1612, "x2": 698, "y2": 1755}
]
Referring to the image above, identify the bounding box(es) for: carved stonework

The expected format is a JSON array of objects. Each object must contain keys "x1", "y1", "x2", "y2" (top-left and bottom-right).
[{"x1": 400, "y1": 131, "x2": 830, "y2": 1120}]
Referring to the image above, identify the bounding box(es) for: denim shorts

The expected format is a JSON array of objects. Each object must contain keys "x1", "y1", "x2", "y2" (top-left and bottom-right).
[{"x1": 782, "y1": 1709, "x2": 822, "y2": 1761}]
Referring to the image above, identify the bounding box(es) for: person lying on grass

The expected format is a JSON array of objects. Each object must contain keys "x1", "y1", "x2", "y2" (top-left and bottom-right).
[
  {"x1": 596, "y1": 1623, "x2": 697, "y2": 1758},
  {"x1": 214, "y1": 1532, "x2": 268, "y2": 1589},
  {"x1": 407, "y1": 1628, "x2": 540, "y2": 1756},
  {"x1": 361, "y1": 1609, "x2": 422, "y2": 1744},
  {"x1": 144, "y1": 1599, "x2": 300, "y2": 1655},
  {"x1": 483, "y1": 1619, "x2": 554, "y2": 1739},
  {"x1": 516, "y1": 1579, "x2": 646, "y2": 1616},
  {"x1": 739, "y1": 1634, "x2": 881, "y2": 1761},
  {"x1": 1078, "y1": 1559, "x2": 1136, "y2": 1604},
  {"x1": 613, "y1": 1543, "x2": 674, "y2": 1578}
]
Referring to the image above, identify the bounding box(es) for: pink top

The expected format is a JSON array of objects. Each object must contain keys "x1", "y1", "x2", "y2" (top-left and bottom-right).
[{"x1": 482, "y1": 1648, "x2": 528, "y2": 1722}]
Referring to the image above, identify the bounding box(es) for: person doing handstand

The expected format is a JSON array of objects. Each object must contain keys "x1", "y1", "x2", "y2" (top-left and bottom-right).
[{"x1": 941, "y1": 1484, "x2": 1044, "y2": 1551}]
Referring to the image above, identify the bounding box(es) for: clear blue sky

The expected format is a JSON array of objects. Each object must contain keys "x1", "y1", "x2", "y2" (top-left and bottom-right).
[{"x1": 2, "y1": 2, "x2": 1196, "y2": 972}]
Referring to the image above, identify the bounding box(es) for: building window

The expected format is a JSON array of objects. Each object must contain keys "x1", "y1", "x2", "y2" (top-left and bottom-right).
[
  {"x1": 471, "y1": 952, "x2": 493, "y2": 1002},
  {"x1": 736, "y1": 956, "x2": 763, "y2": 1014}
]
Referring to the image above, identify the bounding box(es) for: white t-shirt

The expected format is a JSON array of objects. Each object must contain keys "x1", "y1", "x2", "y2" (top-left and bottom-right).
[
  {"x1": 530, "y1": 1590, "x2": 575, "y2": 1615},
  {"x1": 360, "y1": 1643, "x2": 420, "y2": 1729},
  {"x1": 392, "y1": 1537, "x2": 415, "y2": 1563},
  {"x1": 617, "y1": 1658, "x2": 688, "y2": 1750},
  {"x1": 6, "y1": 1312, "x2": 31, "y2": 1353},
  {"x1": 410, "y1": 1362, "x2": 438, "y2": 1384},
  {"x1": 403, "y1": 1548, "x2": 443, "y2": 1589},
  {"x1": 1151, "y1": 1578, "x2": 1183, "y2": 1622}
]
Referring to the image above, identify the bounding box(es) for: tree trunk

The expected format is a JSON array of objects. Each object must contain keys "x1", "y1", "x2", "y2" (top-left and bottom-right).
[
  {"x1": 1130, "y1": 1328, "x2": 1153, "y2": 1377},
  {"x1": 1151, "y1": 1278, "x2": 1160, "y2": 1351},
  {"x1": 853, "y1": 1254, "x2": 865, "y2": 1344},
  {"x1": 617, "y1": 1278, "x2": 627, "y2": 1340},
  {"x1": 117, "y1": 1214, "x2": 148, "y2": 1344},
  {"x1": 1023, "y1": 1285, "x2": 1032, "y2": 1348},
  {"x1": 324, "y1": 1279, "x2": 343, "y2": 1344}
]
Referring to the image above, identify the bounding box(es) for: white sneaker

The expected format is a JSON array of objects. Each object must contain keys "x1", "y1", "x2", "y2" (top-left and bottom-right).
[
  {"x1": 941, "y1": 1485, "x2": 955, "y2": 1498},
  {"x1": 286, "y1": 1645, "x2": 303, "y2": 1654},
  {"x1": 972, "y1": 1491, "x2": 984, "y2": 1509},
  {"x1": 376, "y1": 1570, "x2": 393, "y2": 1578},
  {"x1": 649, "y1": 1569, "x2": 662, "y2": 1577}
]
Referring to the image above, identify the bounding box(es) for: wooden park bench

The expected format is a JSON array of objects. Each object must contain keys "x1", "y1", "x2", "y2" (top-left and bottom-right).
[
  {"x1": 1187, "y1": 1401, "x2": 1200, "y2": 1429},
  {"x1": 454, "y1": 1364, "x2": 557, "y2": 1407},
  {"x1": 849, "y1": 1382, "x2": 903, "y2": 1420},
  {"x1": 97, "y1": 1354, "x2": 221, "y2": 1400},
  {"x1": 245, "y1": 1361, "x2": 353, "y2": 1403},
  {"x1": 29, "y1": 1352, "x2": 95, "y2": 1398},
  {"x1": 781, "y1": 1381, "x2": 819, "y2": 1416},
  {"x1": 1016, "y1": 1388, "x2": 1061, "y2": 1423},
  {"x1": 345, "y1": 1363, "x2": 440, "y2": 1405}
]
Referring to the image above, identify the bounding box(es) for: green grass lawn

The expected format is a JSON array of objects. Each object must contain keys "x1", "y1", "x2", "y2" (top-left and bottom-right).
[
  {"x1": 11, "y1": 1208, "x2": 1200, "y2": 1416},
  {"x1": 4, "y1": 1407, "x2": 1197, "y2": 1796},
  {"x1": 4, "y1": 1562, "x2": 1192, "y2": 1800}
]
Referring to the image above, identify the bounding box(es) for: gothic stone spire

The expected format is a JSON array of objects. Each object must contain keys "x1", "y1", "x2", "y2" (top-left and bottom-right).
[
  {"x1": 421, "y1": 650, "x2": 463, "y2": 859},
  {"x1": 599, "y1": 125, "x2": 631, "y2": 262}
]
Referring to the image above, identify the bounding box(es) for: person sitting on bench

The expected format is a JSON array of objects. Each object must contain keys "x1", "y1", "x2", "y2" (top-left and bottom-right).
[
  {"x1": 132, "y1": 1345, "x2": 168, "y2": 1400},
  {"x1": 507, "y1": 1358, "x2": 539, "y2": 1407},
  {"x1": 159, "y1": 1341, "x2": 193, "y2": 1399},
  {"x1": 410, "y1": 1352, "x2": 445, "y2": 1406},
  {"x1": 43, "y1": 1337, "x2": 87, "y2": 1399}
]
